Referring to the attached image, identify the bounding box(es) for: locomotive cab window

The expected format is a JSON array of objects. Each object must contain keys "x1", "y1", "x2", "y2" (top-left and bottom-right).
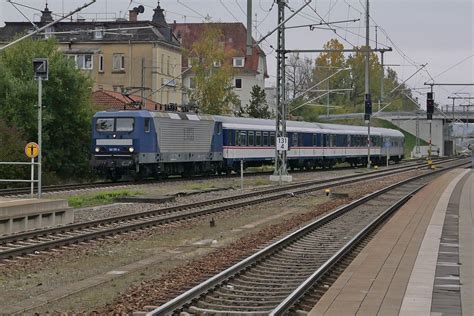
[
  {"x1": 144, "y1": 118, "x2": 151, "y2": 133},
  {"x1": 116, "y1": 118, "x2": 134, "y2": 132},
  {"x1": 96, "y1": 118, "x2": 114, "y2": 132}
]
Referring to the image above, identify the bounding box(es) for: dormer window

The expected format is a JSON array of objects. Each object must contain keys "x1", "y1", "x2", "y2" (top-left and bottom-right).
[
  {"x1": 233, "y1": 57, "x2": 245, "y2": 68},
  {"x1": 44, "y1": 26, "x2": 54, "y2": 39},
  {"x1": 94, "y1": 27, "x2": 104, "y2": 40}
]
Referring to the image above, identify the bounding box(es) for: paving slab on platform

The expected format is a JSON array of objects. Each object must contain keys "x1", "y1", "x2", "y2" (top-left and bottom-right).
[
  {"x1": 309, "y1": 169, "x2": 472, "y2": 316},
  {"x1": 0, "y1": 198, "x2": 72, "y2": 235}
]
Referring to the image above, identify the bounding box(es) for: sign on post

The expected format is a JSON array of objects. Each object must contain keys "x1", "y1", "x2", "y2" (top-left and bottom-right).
[
  {"x1": 25, "y1": 142, "x2": 39, "y2": 158},
  {"x1": 33, "y1": 58, "x2": 48, "y2": 81},
  {"x1": 277, "y1": 137, "x2": 288, "y2": 151}
]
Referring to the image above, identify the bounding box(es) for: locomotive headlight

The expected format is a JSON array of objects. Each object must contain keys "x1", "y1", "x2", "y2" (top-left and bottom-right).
[
  {"x1": 129, "y1": 147, "x2": 135, "y2": 153},
  {"x1": 95, "y1": 147, "x2": 100, "y2": 153}
]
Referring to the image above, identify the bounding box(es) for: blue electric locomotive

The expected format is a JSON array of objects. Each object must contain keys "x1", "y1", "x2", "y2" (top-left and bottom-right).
[{"x1": 91, "y1": 110, "x2": 404, "y2": 180}]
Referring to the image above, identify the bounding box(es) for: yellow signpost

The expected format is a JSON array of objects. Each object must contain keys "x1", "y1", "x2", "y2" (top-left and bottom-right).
[
  {"x1": 25, "y1": 142, "x2": 39, "y2": 197},
  {"x1": 25, "y1": 142, "x2": 39, "y2": 159}
]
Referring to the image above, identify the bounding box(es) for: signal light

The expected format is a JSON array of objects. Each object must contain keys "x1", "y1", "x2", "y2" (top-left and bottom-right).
[
  {"x1": 427, "y1": 92, "x2": 434, "y2": 120},
  {"x1": 364, "y1": 93, "x2": 372, "y2": 116}
]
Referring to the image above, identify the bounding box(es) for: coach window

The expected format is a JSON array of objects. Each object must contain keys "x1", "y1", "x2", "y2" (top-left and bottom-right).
[
  {"x1": 270, "y1": 132, "x2": 275, "y2": 146},
  {"x1": 234, "y1": 130, "x2": 239, "y2": 146},
  {"x1": 256, "y1": 131, "x2": 261, "y2": 146},
  {"x1": 263, "y1": 132, "x2": 269, "y2": 146},
  {"x1": 144, "y1": 118, "x2": 151, "y2": 133},
  {"x1": 228, "y1": 130, "x2": 233, "y2": 146},
  {"x1": 239, "y1": 131, "x2": 247, "y2": 146},
  {"x1": 292, "y1": 133, "x2": 298, "y2": 147},
  {"x1": 248, "y1": 131, "x2": 255, "y2": 146},
  {"x1": 312, "y1": 134, "x2": 317, "y2": 146}
]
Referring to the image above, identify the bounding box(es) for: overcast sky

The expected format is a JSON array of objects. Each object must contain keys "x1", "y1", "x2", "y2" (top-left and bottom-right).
[{"x1": 1, "y1": 0, "x2": 473, "y2": 109}]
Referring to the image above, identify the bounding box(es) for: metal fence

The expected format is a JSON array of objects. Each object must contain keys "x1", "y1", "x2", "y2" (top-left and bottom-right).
[{"x1": 0, "y1": 161, "x2": 39, "y2": 198}]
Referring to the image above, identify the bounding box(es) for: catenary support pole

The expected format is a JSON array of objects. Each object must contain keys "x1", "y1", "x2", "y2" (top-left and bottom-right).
[
  {"x1": 246, "y1": 0, "x2": 252, "y2": 56},
  {"x1": 365, "y1": 0, "x2": 371, "y2": 169},
  {"x1": 141, "y1": 57, "x2": 145, "y2": 109},
  {"x1": 270, "y1": 0, "x2": 291, "y2": 183}
]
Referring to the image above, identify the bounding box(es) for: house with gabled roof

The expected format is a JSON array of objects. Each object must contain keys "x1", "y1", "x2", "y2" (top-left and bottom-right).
[
  {"x1": 0, "y1": 3, "x2": 182, "y2": 106},
  {"x1": 172, "y1": 22, "x2": 268, "y2": 112}
]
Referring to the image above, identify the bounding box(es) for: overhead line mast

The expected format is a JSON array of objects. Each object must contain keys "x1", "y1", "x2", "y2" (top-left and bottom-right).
[{"x1": 270, "y1": 0, "x2": 292, "y2": 183}]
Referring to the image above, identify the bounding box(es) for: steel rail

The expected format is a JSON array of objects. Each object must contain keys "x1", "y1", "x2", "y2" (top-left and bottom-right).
[
  {"x1": 146, "y1": 159, "x2": 470, "y2": 315},
  {"x1": 0, "y1": 158, "x2": 464, "y2": 261},
  {"x1": 0, "y1": 158, "x2": 434, "y2": 196},
  {"x1": 0, "y1": 158, "x2": 451, "y2": 246},
  {"x1": 269, "y1": 186, "x2": 424, "y2": 315}
]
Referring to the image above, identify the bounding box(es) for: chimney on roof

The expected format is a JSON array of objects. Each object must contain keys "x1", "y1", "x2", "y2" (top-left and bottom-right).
[
  {"x1": 129, "y1": 10, "x2": 138, "y2": 22},
  {"x1": 40, "y1": 2, "x2": 54, "y2": 23},
  {"x1": 129, "y1": 5, "x2": 144, "y2": 22}
]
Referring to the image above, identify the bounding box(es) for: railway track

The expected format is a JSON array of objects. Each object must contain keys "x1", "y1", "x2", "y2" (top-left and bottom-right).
[
  {"x1": 0, "y1": 158, "x2": 463, "y2": 262},
  {"x1": 143, "y1": 158, "x2": 470, "y2": 315},
  {"x1": 0, "y1": 158, "x2": 432, "y2": 197}
]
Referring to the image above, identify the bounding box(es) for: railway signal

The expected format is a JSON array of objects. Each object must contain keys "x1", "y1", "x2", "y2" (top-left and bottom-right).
[
  {"x1": 364, "y1": 93, "x2": 372, "y2": 121},
  {"x1": 427, "y1": 92, "x2": 434, "y2": 120}
]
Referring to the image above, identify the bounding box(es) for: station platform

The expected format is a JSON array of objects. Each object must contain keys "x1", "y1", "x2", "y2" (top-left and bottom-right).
[
  {"x1": 309, "y1": 168, "x2": 473, "y2": 315},
  {"x1": 0, "y1": 198, "x2": 72, "y2": 235}
]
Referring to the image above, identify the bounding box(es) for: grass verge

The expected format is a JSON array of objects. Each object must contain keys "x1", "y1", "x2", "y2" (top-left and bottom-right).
[{"x1": 68, "y1": 190, "x2": 142, "y2": 208}]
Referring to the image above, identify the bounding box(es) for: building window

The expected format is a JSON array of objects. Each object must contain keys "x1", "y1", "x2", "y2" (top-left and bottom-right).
[
  {"x1": 44, "y1": 26, "x2": 54, "y2": 39},
  {"x1": 233, "y1": 57, "x2": 245, "y2": 67},
  {"x1": 190, "y1": 77, "x2": 196, "y2": 89},
  {"x1": 99, "y1": 54, "x2": 104, "y2": 72},
  {"x1": 161, "y1": 54, "x2": 165, "y2": 73},
  {"x1": 235, "y1": 78, "x2": 242, "y2": 89},
  {"x1": 213, "y1": 60, "x2": 221, "y2": 67},
  {"x1": 167, "y1": 56, "x2": 170, "y2": 75},
  {"x1": 94, "y1": 27, "x2": 104, "y2": 40},
  {"x1": 67, "y1": 54, "x2": 93, "y2": 70},
  {"x1": 113, "y1": 53, "x2": 125, "y2": 71}
]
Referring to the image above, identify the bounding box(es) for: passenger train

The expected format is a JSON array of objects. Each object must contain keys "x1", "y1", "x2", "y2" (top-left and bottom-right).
[{"x1": 91, "y1": 110, "x2": 405, "y2": 180}]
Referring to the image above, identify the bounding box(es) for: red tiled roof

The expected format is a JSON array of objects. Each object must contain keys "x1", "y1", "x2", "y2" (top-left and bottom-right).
[
  {"x1": 172, "y1": 22, "x2": 268, "y2": 78},
  {"x1": 92, "y1": 90, "x2": 162, "y2": 111}
]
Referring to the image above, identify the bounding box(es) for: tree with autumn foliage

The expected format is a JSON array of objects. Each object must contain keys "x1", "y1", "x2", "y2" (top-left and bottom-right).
[
  {"x1": 313, "y1": 39, "x2": 351, "y2": 107},
  {"x1": 188, "y1": 25, "x2": 239, "y2": 115}
]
